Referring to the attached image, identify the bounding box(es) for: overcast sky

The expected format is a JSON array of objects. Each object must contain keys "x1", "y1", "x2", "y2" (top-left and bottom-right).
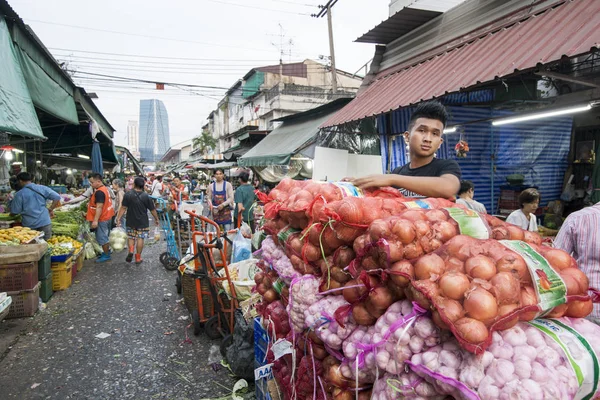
[{"x1": 9, "y1": 0, "x2": 391, "y2": 147}]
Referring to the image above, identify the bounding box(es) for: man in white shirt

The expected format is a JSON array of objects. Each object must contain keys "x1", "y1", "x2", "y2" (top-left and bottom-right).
[{"x1": 150, "y1": 175, "x2": 164, "y2": 197}]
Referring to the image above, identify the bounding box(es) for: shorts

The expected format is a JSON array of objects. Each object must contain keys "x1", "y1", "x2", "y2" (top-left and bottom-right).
[
  {"x1": 35, "y1": 224, "x2": 53, "y2": 240},
  {"x1": 127, "y1": 227, "x2": 149, "y2": 239},
  {"x1": 95, "y1": 220, "x2": 111, "y2": 246}
]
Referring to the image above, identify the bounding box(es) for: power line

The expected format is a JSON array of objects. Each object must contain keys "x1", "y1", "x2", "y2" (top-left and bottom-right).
[
  {"x1": 54, "y1": 55, "x2": 287, "y2": 67},
  {"x1": 23, "y1": 18, "x2": 276, "y2": 53},
  {"x1": 48, "y1": 47, "x2": 290, "y2": 62},
  {"x1": 68, "y1": 70, "x2": 233, "y2": 89}
]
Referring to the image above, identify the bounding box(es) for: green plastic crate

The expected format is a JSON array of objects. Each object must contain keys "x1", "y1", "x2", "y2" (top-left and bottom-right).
[
  {"x1": 38, "y1": 251, "x2": 51, "y2": 280},
  {"x1": 39, "y1": 272, "x2": 53, "y2": 303}
]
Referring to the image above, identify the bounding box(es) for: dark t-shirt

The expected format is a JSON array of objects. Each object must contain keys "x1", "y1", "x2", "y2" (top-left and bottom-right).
[
  {"x1": 122, "y1": 190, "x2": 155, "y2": 229},
  {"x1": 391, "y1": 158, "x2": 461, "y2": 198},
  {"x1": 94, "y1": 190, "x2": 106, "y2": 204},
  {"x1": 234, "y1": 184, "x2": 257, "y2": 221}
]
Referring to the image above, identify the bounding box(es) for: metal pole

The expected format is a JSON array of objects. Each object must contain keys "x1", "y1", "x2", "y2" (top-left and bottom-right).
[{"x1": 326, "y1": 4, "x2": 338, "y2": 93}]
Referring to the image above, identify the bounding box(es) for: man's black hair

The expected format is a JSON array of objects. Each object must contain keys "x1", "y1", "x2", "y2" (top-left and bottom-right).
[
  {"x1": 156, "y1": 175, "x2": 163, "y2": 181},
  {"x1": 16, "y1": 172, "x2": 32, "y2": 182},
  {"x1": 458, "y1": 180, "x2": 474, "y2": 195},
  {"x1": 407, "y1": 101, "x2": 449, "y2": 131},
  {"x1": 89, "y1": 173, "x2": 103, "y2": 181},
  {"x1": 238, "y1": 172, "x2": 250, "y2": 183},
  {"x1": 134, "y1": 177, "x2": 145, "y2": 189}
]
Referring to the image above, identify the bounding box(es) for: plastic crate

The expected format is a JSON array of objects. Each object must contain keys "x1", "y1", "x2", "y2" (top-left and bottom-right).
[
  {"x1": 51, "y1": 256, "x2": 73, "y2": 270},
  {"x1": 71, "y1": 258, "x2": 78, "y2": 280},
  {"x1": 39, "y1": 272, "x2": 53, "y2": 303},
  {"x1": 498, "y1": 199, "x2": 520, "y2": 211},
  {"x1": 0, "y1": 261, "x2": 39, "y2": 292},
  {"x1": 6, "y1": 282, "x2": 40, "y2": 319},
  {"x1": 38, "y1": 251, "x2": 51, "y2": 280},
  {"x1": 75, "y1": 250, "x2": 84, "y2": 272},
  {"x1": 499, "y1": 189, "x2": 520, "y2": 201},
  {"x1": 254, "y1": 317, "x2": 270, "y2": 367},
  {"x1": 51, "y1": 262, "x2": 72, "y2": 291},
  {"x1": 51, "y1": 252, "x2": 73, "y2": 263}
]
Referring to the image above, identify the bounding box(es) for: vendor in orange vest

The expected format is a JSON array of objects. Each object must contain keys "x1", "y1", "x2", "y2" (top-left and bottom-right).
[
  {"x1": 169, "y1": 176, "x2": 189, "y2": 211},
  {"x1": 87, "y1": 173, "x2": 115, "y2": 263}
]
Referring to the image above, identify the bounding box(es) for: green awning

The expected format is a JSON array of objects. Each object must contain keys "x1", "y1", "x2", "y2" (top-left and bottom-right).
[
  {"x1": 10, "y1": 23, "x2": 79, "y2": 125},
  {"x1": 0, "y1": 16, "x2": 43, "y2": 139},
  {"x1": 238, "y1": 112, "x2": 332, "y2": 167},
  {"x1": 75, "y1": 90, "x2": 115, "y2": 139}
]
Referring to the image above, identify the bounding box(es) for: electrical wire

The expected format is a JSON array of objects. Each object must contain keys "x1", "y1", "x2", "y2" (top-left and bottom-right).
[
  {"x1": 22, "y1": 18, "x2": 277, "y2": 52},
  {"x1": 206, "y1": 0, "x2": 311, "y2": 15}
]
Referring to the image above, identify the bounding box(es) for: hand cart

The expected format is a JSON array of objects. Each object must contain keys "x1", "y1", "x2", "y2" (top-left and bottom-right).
[
  {"x1": 151, "y1": 196, "x2": 180, "y2": 271},
  {"x1": 181, "y1": 210, "x2": 240, "y2": 339}
]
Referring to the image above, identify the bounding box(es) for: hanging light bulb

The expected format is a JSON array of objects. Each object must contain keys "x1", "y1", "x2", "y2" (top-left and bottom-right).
[
  {"x1": 5, "y1": 151, "x2": 13, "y2": 161},
  {"x1": 66, "y1": 169, "x2": 73, "y2": 175}
]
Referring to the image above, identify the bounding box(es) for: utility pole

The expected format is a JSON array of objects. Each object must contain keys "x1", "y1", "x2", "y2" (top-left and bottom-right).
[{"x1": 312, "y1": 0, "x2": 340, "y2": 93}]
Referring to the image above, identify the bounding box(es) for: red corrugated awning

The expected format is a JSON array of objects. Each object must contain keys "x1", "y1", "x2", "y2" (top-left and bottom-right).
[{"x1": 322, "y1": 0, "x2": 600, "y2": 128}]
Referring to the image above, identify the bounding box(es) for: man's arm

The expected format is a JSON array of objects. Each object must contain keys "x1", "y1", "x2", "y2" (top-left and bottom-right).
[
  {"x1": 10, "y1": 193, "x2": 22, "y2": 215},
  {"x1": 116, "y1": 206, "x2": 127, "y2": 226},
  {"x1": 351, "y1": 174, "x2": 460, "y2": 198},
  {"x1": 554, "y1": 218, "x2": 575, "y2": 255},
  {"x1": 225, "y1": 182, "x2": 235, "y2": 207},
  {"x1": 151, "y1": 209, "x2": 160, "y2": 225}
]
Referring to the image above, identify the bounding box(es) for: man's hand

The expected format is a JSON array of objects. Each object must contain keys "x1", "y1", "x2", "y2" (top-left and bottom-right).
[
  {"x1": 155, "y1": 220, "x2": 160, "y2": 226},
  {"x1": 351, "y1": 174, "x2": 392, "y2": 189},
  {"x1": 116, "y1": 221, "x2": 121, "y2": 228},
  {"x1": 91, "y1": 221, "x2": 98, "y2": 229},
  {"x1": 217, "y1": 204, "x2": 224, "y2": 210}
]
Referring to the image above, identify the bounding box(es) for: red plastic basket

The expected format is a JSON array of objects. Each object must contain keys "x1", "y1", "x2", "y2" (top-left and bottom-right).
[{"x1": 0, "y1": 261, "x2": 39, "y2": 292}]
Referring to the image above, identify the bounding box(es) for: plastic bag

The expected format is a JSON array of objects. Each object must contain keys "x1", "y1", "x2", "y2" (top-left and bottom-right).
[
  {"x1": 224, "y1": 310, "x2": 255, "y2": 381},
  {"x1": 109, "y1": 227, "x2": 128, "y2": 252},
  {"x1": 153, "y1": 227, "x2": 161, "y2": 242},
  {"x1": 231, "y1": 229, "x2": 251, "y2": 264},
  {"x1": 84, "y1": 242, "x2": 96, "y2": 260}
]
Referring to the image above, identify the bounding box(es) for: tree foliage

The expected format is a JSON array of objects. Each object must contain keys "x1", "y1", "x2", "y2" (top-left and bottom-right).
[{"x1": 193, "y1": 130, "x2": 217, "y2": 155}]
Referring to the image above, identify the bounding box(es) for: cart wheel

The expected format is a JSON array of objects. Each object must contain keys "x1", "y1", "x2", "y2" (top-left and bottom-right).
[
  {"x1": 164, "y1": 256, "x2": 179, "y2": 271},
  {"x1": 204, "y1": 315, "x2": 222, "y2": 340},
  {"x1": 159, "y1": 252, "x2": 168, "y2": 266},
  {"x1": 191, "y1": 310, "x2": 202, "y2": 336},
  {"x1": 220, "y1": 334, "x2": 233, "y2": 358},
  {"x1": 175, "y1": 274, "x2": 182, "y2": 295}
]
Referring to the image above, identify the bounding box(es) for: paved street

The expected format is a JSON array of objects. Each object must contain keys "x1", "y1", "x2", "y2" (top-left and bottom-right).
[{"x1": 0, "y1": 243, "x2": 248, "y2": 400}]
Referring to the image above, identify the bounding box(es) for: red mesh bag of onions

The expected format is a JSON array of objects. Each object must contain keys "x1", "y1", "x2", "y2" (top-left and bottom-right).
[
  {"x1": 405, "y1": 235, "x2": 592, "y2": 353},
  {"x1": 348, "y1": 206, "x2": 543, "y2": 278},
  {"x1": 406, "y1": 317, "x2": 600, "y2": 400}
]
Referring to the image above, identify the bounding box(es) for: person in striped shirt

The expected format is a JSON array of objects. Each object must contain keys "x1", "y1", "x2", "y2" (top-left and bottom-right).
[{"x1": 554, "y1": 201, "x2": 600, "y2": 324}]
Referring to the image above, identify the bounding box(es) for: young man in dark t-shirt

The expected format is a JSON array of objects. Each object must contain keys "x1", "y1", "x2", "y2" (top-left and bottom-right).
[
  {"x1": 351, "y1": 101, "x2": 461, "y2": 198},
  {"x1": 116, "y1": 177, "x2": 160, "y2": 264}
]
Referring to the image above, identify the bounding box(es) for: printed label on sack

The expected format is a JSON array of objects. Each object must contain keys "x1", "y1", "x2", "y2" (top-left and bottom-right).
[
  {"x1": 500, "y1": 240, "x2": 567, "y2": 314},
  {"x1": 277, "y1": 227, "x2": 300, "y2": 243},
  {"x1": 528, "y1": 319, "x2": 600, "y2": 400},
  {"x1": 403, "y1": 199, "x2": 434, "y2": 210},
  {"x1": 445, "y1": 207, "x2": 490, "y2": 239},
  {"x1": 272, "y1": 339, "x2": 293, "y2": 360},
  {"x1": 255, "y1": 363, "x2": 273, "y2": 381},
  {"x1": 332, "y1": 182, "x2": 364, "y2": 198},
  {"x1": 272, "y1": 279, "x2": 285, "y2": 295}
]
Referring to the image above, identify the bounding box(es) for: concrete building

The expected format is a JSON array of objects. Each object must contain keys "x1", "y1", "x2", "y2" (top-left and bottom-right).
[
  {"x1": 205, "y1": 59, "x2": 363, "y2": 155},
  {"x1": 139, "y1": 99, "x2": 170, "y2": 162},
  {"x1": 126, "y1": 120, "x2": 140, "y2": 158},
  {"x1": 159, "y1": 139, "x2": 193, "y2": 168}
]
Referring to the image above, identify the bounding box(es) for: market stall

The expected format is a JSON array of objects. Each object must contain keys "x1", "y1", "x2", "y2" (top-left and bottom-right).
[{"x1": 250, "y1": 178, "x2": 598, "y2": 400}]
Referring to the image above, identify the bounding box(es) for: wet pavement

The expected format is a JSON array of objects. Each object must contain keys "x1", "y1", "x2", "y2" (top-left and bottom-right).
[{"x1": 0, "y1": 242, "x2": 251, "y2": 400}]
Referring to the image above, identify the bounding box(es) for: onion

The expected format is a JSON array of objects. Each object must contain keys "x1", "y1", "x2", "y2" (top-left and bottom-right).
[
  {"x1": 454, "y1": 317, "x2": 488, "y2": 344},
  {"x1": 352, "y1": 303, "x2": 377, "y2": 326},
  {"x1": 545, "y1": 304, "x2": 568, "y2": 318},
  {"x1": 519, "y1": 286, "x2": 539, "y2": 321},
  {"x1": 432, "y1": 310, "x2": 449, "y2": 330},
  {"x1": 263, "y1": 289, "x2": 278, "y2": 303},
  {"x1": 414, "y1": 220, "x2": 431, "y2": 237},
  {"x1": 446, "y1": 257, "x2": 465, "y2": 273},
  {"x1": 465, "y1": 255, "x2": 497, "y2": 280},
  {"x1": 391, "y1": 219, "x2": 416, "y2": 244},
  {"x1": 361, "y1": 255, "x2": 379, "y2": 271},
  {"x1": 560, "y1": 268, "x2": 589, "y2": 295},
  {"x1": 403, "y1": 242, "x2": 424, "y2": 259},
  {"x1": 433, "y1": 220, "x2": 458, "y2": 242},
  {"x1": 331, "y1": 266, "x2": 351, "y2": 283},
  {"x1": 425, "y1": 209, "x2": 448, "y2": 222},
  {"x1": 490, "y1": 271, "x2": 521, "y2": 305},
  {"x1": 506, "y1": 225, "x2": 525, "y2": 241},
  {"x1": 495, "y1": 303, "x2": 520, "y2": 330},
  {"x1": 400, "y1": 210, "x2": 427, "y2": 222},
  {"x1": 254, "y1": 271, "x2": 265, "y2": 285},
  {"x1": 388, "y1": 241, "x2": 404, "y2": 263},
  {"x1": 436, "y1": 297, "x2": 465, "y2": 322},
  {"x1": 257, "y1": 283, "x2": 268, "y2": 295},
  {"x1": 289, "y1": 236, "x2": 303, "y2": 254},
  {"x1": 334, "y1": 247, "x2": 355, "y2": 268},
  {"x1": 366, "y1": 286, "x2": 395, "y2": 311},
  {"x1": 496, "y1": 253, "x2": 530, "y2": 284},
  {"x1": 389, "y1": 260, "x2": 414, "y2": 287},
  {"x1": 337, "y1": 198, "x2": 363, "y2": 223},
  {"x1": 492, "y1": 227, "x2": 510, "y2": 240},
  {"x1": 343, "y1": 279, "x2": 362, "y2": 303},
  {"x1": 414, "y1": 253, "x2": 446, "y2": 280},
  {"x1": 439, "y1": 272, "x2": 470, "y2": 300},
  {"x1": 445, "y1": 235, "x2": 476, "y2": 261},
  {"x1": 407, "y1": 285, "x2": 432, "y2": 309},
  {"x1": 303, "y1": 243, "x2": 321, "y2": 263},
  {"x1": 523, "y1": 231, "x2": 542, "y2": 245},
  {"x1": 352, "y1": 234, "x2": 369, "y2": 255},
  {"x1": 543, "y1": 249, "x2": 575, "y2": 271},
  {"x1": 566, "y1": 299, "x2": 593, "y2": 318},
  {"x1": 464, "y1": 287, "x2": 498, "y2": 320},
  {"x1": 369, "y1": 219, "x2": 390, "y2": 242}
]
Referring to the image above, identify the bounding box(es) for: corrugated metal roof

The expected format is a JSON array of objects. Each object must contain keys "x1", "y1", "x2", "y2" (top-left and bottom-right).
[
  {"x1": 323, "y1": 0, "x2": 600, "y2": 128},
  {"x1": 355, "y1": 8, "x2": 442, "y2": 45}
]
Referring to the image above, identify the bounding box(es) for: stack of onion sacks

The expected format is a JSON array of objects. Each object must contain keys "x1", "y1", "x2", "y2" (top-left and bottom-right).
[
  {"x1": 404, "y1": 235, "x2": 592, "y2": 354},
  {"x1": 254, "y1": 268, "x2": 281, "y2": 304}
]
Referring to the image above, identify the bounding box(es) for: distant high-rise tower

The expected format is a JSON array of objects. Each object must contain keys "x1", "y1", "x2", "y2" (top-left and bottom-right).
[
  {"x1": 126, "y1": 120, "x2": 139, "y2": 153},
  {"x1": 139, "y1": 99, "x2": 170, "y2": 162}
]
